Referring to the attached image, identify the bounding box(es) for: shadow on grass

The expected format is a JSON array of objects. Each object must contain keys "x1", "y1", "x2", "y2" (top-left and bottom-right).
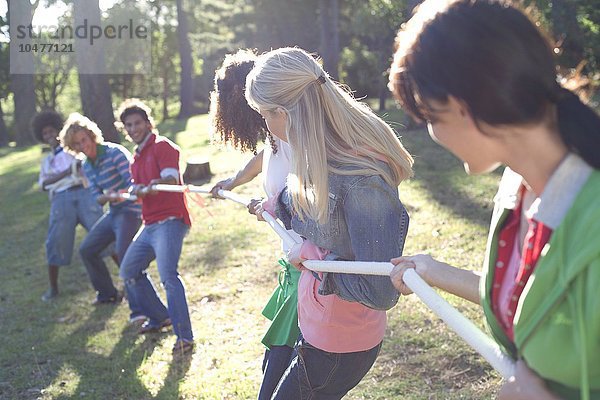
[
  {"x1": 35, "y1": 304, "x2": 192, "y2": 399},
  {"x1": 187, "y1": 226, "x2": 258, "y2": 276}
]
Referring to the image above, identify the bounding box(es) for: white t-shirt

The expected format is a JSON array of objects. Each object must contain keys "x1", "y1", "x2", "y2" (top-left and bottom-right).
[
  {"x1": 262, "y1": 136, "x2": 293, "y2": 198},
  {"x1": 39, "y1": 147, "x2": 84, "y2": 198},
  {"x1": 262, "y1": 136, "x2": 302, "y2": 245}
]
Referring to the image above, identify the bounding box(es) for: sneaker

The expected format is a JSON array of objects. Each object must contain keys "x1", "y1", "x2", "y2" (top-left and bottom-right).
[
  {"x1": 41, "y1": 288, "x2": 58, "y2": 302},
  {"x1": 138, "y1": 318, "x2": 172, "y2": 334},
  {"x1": 92, "y1": 290, "x2": 124, "y2": 305},
  {"x1": 172, "y1": 339, "x2": 194, "y2": 356},
  {"x1": 129, "y1": 315, "x2": 147, "y2": 327}
]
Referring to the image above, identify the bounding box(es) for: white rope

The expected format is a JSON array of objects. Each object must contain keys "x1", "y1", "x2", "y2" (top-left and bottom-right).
[
  {"x1": 216, "y1": 189, "x2": 302, "y2": 249},
  {"x1": 150, "y1": 183, "x2": 211, "y2": 194},
  {"x1": 303, "y1": 259, "x2": 515, "y2": 379},
  {"x1": 133, "y1": 182, "x2": 516, "y2": 378},
  {"x1": 139, "y1": 184, "x2": 300, "y2": 249}
]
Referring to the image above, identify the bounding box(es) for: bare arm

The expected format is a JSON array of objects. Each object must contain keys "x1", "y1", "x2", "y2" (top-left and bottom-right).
[
  {"x1": 210, "y1": 150, "x2": 263, "y2": 197},
  {"x1": 390, "y1": 254, "x2": 481, "y2": 304}
]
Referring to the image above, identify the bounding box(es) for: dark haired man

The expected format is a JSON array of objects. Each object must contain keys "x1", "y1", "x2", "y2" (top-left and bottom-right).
[{"x1": 117, "y1": 99, "x2": 194, "y2": 356}]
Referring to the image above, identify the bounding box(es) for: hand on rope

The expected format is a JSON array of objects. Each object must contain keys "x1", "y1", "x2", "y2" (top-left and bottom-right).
[
  {"x1": 498, "y1": 360, "x2": 561, "y2": 400},
  {"x1": 247, "y1": 198, "x2": 266, "y2": 221},
  {"x1": 286, "y1": 240, "x2": 331, "y2": 271},
  {"x1": 130, "y1": 183, "x2": 154, "y2": 199},
  {"x1": 285, "y1": 241, "x2": 306, "y2": 269},
  {"x1": 389, "y1": 255, "x2": 436, "y2": 296},
  {"x1": 303, "y1": 259, "x2": 516, "y2": 379},
  {"x1": 105, "y1": 190, "x2": 138, "y2": 202},
  {"x1": 210, "y1": 177, "x2": 236, "y2": 199}
]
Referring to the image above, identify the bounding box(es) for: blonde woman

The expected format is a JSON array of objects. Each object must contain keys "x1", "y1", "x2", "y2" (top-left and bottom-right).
[{"x1": 246, "y1": 47, "x2": 413, "y2": 398}]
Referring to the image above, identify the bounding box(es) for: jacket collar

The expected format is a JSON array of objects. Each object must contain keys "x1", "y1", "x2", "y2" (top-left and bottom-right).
[{"x1": 493, "y1": 154, "x2": 592, "y2": 229}]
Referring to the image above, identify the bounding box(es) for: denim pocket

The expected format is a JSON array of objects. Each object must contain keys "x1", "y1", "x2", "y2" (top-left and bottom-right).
[{"x1": 297, "y1": 338, "x2": 341, "y2": 391}]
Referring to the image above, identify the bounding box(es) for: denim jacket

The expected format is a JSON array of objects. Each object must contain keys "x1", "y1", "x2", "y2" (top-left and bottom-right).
[{"x1": 276, "y1": 164, "x2": 409, "y2": 310}]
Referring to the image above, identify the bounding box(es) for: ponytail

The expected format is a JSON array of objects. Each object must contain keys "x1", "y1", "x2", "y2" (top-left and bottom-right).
[{"x1": 555, "y1": 88, "x2": 600, "y2": 169}]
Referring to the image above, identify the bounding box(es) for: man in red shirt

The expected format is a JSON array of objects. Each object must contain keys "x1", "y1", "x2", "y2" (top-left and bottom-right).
[{"x1": 118, "y1": 99, "x2": 194, "y2": 356}]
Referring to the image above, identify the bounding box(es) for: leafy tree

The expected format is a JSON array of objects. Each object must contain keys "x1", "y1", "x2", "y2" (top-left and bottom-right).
[
  {"x1": 248, "y1": 0, "x2": 320, "y2": 52},
  {"x1": 34, "y1": 38, "x2": 75, "y2": 109},
  {"x1": 149, "y1": 2, "x2": 179, "y2": 120},
  {"x1": 528, "y1": 0, "x2": 600, "y2": 73},
  {"x1": 339, "y1": 0, "x2": 409, "y2": 111},
  {"x1": 189, "y1": 0, "x2": 246, "y2": 110},
  {"x1": 104, "y1": 0, "x2": 148, "y2": 101}
]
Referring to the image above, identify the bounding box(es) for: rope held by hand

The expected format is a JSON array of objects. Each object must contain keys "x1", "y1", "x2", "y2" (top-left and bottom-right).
[{"x1": 302, "y1": 260, "x2": 515, "y2": 379}]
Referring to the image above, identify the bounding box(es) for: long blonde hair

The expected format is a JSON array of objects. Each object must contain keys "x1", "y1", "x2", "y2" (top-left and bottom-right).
[{"x1": 246, "y1": 47, "x2": 413, "y2": 223}]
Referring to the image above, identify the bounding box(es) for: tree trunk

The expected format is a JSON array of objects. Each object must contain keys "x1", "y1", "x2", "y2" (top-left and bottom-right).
[
  {"x1": 73, "y1": 0, "x2": 120, "y2": 143},
  {"x1": 8, "y1": 0, "x2": 37, "y2": 146},
  {"x1": 378, "y1": 84, "x2": 387, "y2": 112},
  {"x1": 0, "y1": 100, "x2": 9, "y2": 147},
  {"x1": 378, "y1": 51, "x2": 389, "y2": 112},
  {"x1": 162, "y1": 67, "x2": 169, "y2": 121},
  {"x1": 183, "y1": 158, "x2": 211, "y2": 184},
  {"x1": 319, "y1": 0, "x2": 340, "y2": 80},
  {"x1": 176, "y1": 0, "x2": 195, "y2": 118}
]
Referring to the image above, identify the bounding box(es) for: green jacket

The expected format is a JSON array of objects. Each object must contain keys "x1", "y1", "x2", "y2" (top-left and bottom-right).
[{"x1": 480, "y1": 170, "x2": 600, "y2": 400}]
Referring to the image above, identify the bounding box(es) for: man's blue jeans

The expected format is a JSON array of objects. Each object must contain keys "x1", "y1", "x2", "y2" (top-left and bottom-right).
[
  {"x1": 120, "y1": 218, "x2": 193, "y2": 341},
  {"x1": 79, "y1": 209, "x2": 142, "y2": 315},
  {"x1": 46, "y1": 187, "x2": 103, "y2": 266},
  {"x1": 272, "y1": 335, "x2": 382, "y2": 399}
]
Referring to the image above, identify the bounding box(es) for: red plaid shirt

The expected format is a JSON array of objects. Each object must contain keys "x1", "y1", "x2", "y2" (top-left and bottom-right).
[{"x1": 491, "y1": 187, "x2": 553, "y2": 341}]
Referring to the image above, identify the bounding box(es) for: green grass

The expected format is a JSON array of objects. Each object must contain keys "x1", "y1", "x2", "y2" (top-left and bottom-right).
[{"x1": 0, "y1": 110, "x2": 502, "y2": 399}]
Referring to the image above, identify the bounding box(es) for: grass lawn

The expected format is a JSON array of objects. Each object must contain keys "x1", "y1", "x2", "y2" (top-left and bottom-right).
[{"x1": 0, "y1": 109, "x2": 503, "y2": 399}]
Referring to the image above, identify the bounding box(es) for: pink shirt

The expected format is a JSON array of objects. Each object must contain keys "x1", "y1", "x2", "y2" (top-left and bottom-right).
[{"x1": 298, "y1": 241, "x2": 387, "y2": 353}]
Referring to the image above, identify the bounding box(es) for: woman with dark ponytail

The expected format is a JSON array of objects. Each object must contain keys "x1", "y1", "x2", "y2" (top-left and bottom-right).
[{"x1": 388, "y1": 1, "x2": 600, "y2": 399}]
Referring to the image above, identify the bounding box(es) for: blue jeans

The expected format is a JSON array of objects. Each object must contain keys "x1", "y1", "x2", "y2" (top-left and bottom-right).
[
  {"x1": 46, "y1": 187, "x2": 103, "y2": 266},
  {"x1": 259, "y1": 345, "x2": 295, "y2": 400},
  {"x1": 79, "y1": 209, "x2": 142, "y2": 313},
  {"x1": 120, "y1": 219, "x2": 193, "y2": 341},
  {"x1": 272, "y1": 336, "x2": 382, "y2": 399}
]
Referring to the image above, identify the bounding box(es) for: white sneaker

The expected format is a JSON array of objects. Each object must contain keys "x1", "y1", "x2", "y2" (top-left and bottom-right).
[{"x1": 129, "y1": 315, "x2": 147, "y2": 327}]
